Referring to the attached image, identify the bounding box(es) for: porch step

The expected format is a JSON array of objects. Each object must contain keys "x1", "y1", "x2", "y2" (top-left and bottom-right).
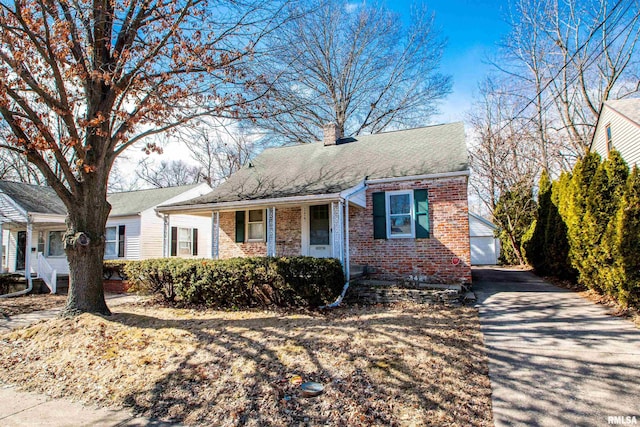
[{"x1": 56, "y1": 275, "x2": 69, "y2": 294}]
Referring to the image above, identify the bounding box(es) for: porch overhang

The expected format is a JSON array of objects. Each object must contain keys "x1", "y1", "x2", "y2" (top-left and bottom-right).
[{"x1": 156, "y1": 183, "x2": 367, "y2": 215}]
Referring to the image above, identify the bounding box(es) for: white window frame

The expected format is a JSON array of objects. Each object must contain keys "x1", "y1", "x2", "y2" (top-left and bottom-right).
[
  {"x1": 605, "y1": 123, "x2": 613, "y2": 152},
  {"x1": 177, "y1": 227, "x2": 193, "y2": 256},
  {"x1": 246, "y1": 209, "x2": 266, "y2": 242},
  {"x1": 47, "y1": 230, "x2": 66, "y2": 257},
  {"x1": 104, "y1": 226, "x2": 121, "y2": 259},
  {"x1": 385, "y1": 190, "x2": 415, "y2": 239}
]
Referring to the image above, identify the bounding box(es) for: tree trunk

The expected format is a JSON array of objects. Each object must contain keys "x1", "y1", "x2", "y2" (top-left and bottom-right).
[{"x1": 61, "y1": 180, "x2": 112, "y2": 316}]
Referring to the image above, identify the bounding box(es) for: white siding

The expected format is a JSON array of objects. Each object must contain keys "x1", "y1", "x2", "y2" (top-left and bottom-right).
[
  {"x1": 593, "y1": 106, "x2": 640, "y2": 167},
  {"x1": 469, "y1": 213, "x2": 499, "y2": 265},
  {"x1": 139, "y1": 183, "x2": 212, "y2": 259},
  {"x1": 105, "y1": 216, "x2": 142, "y2": 260},
  {"x1": 169, "y1": 214, "x2": 212, "y2": 258},
  {"x1": 469, "y1": 214, "x2": 496, "y2": 237},
  {"x1": 140, "y1": 209, "x2": 165, "y2": 259}
]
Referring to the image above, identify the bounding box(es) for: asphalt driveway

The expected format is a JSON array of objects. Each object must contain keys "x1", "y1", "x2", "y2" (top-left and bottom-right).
[{"x1": 473, "y1": 267, "x2": 640, "y2": 427}]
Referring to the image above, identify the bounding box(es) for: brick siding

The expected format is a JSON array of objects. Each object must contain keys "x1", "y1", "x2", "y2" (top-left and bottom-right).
[
  {"x1": 218, "y1": 207, "x2": 301, "y2": 258},
  {"x1": 349, "y1": 176, "x2": 471, "y2": 284},
  {"x1": 216, "y1": 176, "x2": 471, "y2": 284}
]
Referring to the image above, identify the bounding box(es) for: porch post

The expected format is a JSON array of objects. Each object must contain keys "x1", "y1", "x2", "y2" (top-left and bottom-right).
[
  {"x1": 162, "y1": 214, "x2": 170, "y2": 257},
  {"x1": 211, "y1": 211, "x2": 219, "y2": 260},
  {"x1": 0, "y1": 222, "x2": 4, "y2": 273},
  {"x1": 25, "y1": 219, "x2": 32, "y2": 277},
  {"x1": 266, "y1": 207, "x2": 276, "y2": 257},
  {"x1": 331, "y1": 201, "x2": 344, "y2": 265}
]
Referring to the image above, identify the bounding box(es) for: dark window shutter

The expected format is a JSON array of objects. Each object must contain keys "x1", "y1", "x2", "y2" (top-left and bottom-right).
[
  {"x1": 192, "y1": 228, "x2": 198, "y2": 256},
  {"x1": 372, "y1": 192, "x2": 387, "y2": 239},
  {"x1": 414, "y1": 189, "x2": 430, "y2": 238},
  {"x1": 118, "y1": 225, "x2": 126, "y2": 257},
  {"x1": 170, "y1": 226, "x2": 177, "y2": 256},
  {"x1": 235, "y1": 211, "x2": 245, "y2": 243}
]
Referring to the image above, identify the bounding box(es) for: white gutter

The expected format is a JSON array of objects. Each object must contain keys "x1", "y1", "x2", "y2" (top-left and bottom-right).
[
  {"x1": 1, "y1": 216, "x2": 33, "y2": 298},
  {"x1": 156, "y1": 192, "x2": 343, "y2": 214},
  {"x1": 321, "y1": 179, "x2": 368, "y2": 309},
  {"x1": 365, "y1": 170, "x2": 470, "y2": 184}
]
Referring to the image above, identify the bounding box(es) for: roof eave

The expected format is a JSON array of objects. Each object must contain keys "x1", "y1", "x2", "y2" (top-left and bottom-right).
[{"x1": 156, "y1": 192, "x2": 343, "y2": 214}]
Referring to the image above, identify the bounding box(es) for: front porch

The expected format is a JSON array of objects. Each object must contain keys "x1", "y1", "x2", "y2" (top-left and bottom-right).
[{"x1": 161, "y1": 184, "x2": 367, "y2": 278}]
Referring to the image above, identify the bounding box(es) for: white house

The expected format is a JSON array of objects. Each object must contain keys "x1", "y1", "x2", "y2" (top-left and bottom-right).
[
  {"x1": 0, "y1": 181, "x2": 211, "y2": 293},
  {"x1": 469, "y1": 212, "x2": 499, "y2": 265},
  {"x1": 591, "y1": 99, "x2": 640, "y2": 166}
]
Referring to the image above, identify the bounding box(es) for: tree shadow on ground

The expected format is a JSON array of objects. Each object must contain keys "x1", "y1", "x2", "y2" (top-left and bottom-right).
[{"x1": 105, "y1": 304, "x2": 493, "y2": 426}]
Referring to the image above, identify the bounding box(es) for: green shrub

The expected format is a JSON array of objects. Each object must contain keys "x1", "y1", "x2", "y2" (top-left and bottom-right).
[
  {"x1": 123, "y1": 256, "x2": 345, "y2": 308},
  {"x1": 103, "y1": 260, "x2": 131, "y2": 280}
]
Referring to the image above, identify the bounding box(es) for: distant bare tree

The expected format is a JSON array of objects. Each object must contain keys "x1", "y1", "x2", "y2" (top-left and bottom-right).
[
  {"x1": 498, "y1": 0, "x2": 640, "y2": 158},
  {"x1": 136, "y1": 159, "x2": 202, "y2": 189},
  {"x1": 183, "y1": 121, "x2": 259, "y2": 186},
  {"x1": 250, "y1": 0, "x2": 452, "y2": 143},
  {"x1": 0, "y1": 150, "x2": 43, "y2": 183},
  {"x1": 468, "y1": 78, "x2": 541, "y2": 213}
]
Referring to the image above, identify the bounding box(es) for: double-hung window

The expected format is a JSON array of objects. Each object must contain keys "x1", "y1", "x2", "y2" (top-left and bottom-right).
[
  {"x1": 247, "y1": 209, "x2": 265, "y2": 241},
  {"x1": 373, "y1": 189, "x2": 429, "y2": 239},
  {"x1": 170, "y1": 227, "x2": 198, "y2": 257},
  {"x1": 386, "y1": 191, "x2": 414, "y2": 238},
  {"x1": 235, "y1": 209, "x2": 266, "y2": 242},
  {"x1": 47, "y1": 231, "x2": 65, "y2": 257},
  {"x1": 104, "y1": 225, "x2": 126, "y2": 258}
]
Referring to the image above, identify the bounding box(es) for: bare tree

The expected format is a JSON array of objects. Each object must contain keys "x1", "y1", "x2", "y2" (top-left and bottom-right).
[
  {"x1": 182, "y1": 120, "x2": 260, "y2": 186},
  {"x1": 468, "y1": 78, "x2": 541, "y2": 213},
  {"x1": 250, "y1": 0, "x2": 452, "y2": 143},
  {"x1": 0, "y1": 0, "x2": 289, "y2": 315},
  {"x1": 472, "y1": 0, "x2": 640, "y2": 212},
  {"x1": 498, "y1": 0, "x2": 640, "y2": 158},
  {"x1": 136, "y1": 159, "x2": 202, "y2": 188}
]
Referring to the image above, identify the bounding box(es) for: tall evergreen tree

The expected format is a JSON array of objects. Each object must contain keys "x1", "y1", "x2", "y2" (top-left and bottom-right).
[{"x1": 610, "y1": 166, "x2": 640, "y2": 306}]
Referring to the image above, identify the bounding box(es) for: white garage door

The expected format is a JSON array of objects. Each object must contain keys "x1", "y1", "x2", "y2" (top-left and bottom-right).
[{"x1": 471, "y1": 236, "x2": 497, "y2": 265}]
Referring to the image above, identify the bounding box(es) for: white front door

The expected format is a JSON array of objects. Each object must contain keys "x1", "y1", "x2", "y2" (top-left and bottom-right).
[{"x1": 308, "y1": 204, "x2": 331, "y2": 258}]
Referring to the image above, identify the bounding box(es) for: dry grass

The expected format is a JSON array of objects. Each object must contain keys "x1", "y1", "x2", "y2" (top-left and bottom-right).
[
  {"x1": 0, "y1": 302, "x2": 492, "y2": 426},
  {"x1": 0, "y1": 294, "x2": 67, "y2": 317}
]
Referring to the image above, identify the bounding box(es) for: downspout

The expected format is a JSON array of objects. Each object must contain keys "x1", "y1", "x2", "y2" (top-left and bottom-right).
[
  {"x1": 0, "y1": 216, "x2": 33, "y2": 298},
  {"x1": 322, "y1": 179, "x2": 367, "y2": 308}
]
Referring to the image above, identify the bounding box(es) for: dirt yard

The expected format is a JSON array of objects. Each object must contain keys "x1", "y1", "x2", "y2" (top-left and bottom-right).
[
  {"x1": 0, "y1": 294, "x2": 67, "y2": 317},
  {"x1": 0, "y1": 302, "x2": 492, "y2": 426}
]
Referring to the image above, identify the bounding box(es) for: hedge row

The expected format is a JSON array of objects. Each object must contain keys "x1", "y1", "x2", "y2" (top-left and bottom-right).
[
  {"x1": 112, "y1": 257, "x2": 345, "y2": 308},
  {"x1": 523, "y1": 151, "x2": 640, "y2": 308}
]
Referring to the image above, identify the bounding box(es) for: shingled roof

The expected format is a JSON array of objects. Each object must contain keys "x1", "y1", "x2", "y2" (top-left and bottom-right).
[
  {"x1": 0, "y1": 181, "x2": 201, "y2": 217},
  {"x1": 174, "y1": 122, "x2": 468, "y2": 207},
  {"x1": 108, "y1": 184, "x2": 201, "y2": 216},
  {"x1": 605, "y1": 99, "x2": 640, "y2": 126},
  {"x1": 0, "y1": 181, "x2": 67, "y2": 215}
]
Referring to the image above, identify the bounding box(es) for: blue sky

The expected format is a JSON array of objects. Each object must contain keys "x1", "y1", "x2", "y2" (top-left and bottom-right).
[{"x1": 384, "y1": 0, "x2": 511, "y2": 122}]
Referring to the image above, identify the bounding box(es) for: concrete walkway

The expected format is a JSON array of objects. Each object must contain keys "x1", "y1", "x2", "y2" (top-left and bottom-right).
[
  {"x1": 0, "y1": 293, "x2": 179, "y2": 426},
  {"x1": 0, "y1": 293, "x2": 142, "y2": 332},
  {"x1": 473, "y1": 267, "x2": 640, "y2": 427}
]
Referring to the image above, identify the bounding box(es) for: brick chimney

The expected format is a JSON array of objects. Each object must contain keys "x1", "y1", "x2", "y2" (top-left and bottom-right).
[{"x1": 323, "y1": 122, "x2": 342, "y2": 146}]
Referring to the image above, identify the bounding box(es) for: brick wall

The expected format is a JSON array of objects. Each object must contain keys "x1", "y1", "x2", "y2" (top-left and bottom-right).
[
  {"x1": 218, "y1": 207, "x2": 302, "y2": 258},
  {"x1": 276, "y1": 207, "x2": 301, "y2": 256},
  {"x1": 349, "y1": 176, "x2": 471, "y2": 284}
]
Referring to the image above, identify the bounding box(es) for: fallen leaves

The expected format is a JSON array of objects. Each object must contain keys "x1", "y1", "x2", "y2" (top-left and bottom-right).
[{"x1": 0, "y1": 302, "x2": 493, "y2": 426}]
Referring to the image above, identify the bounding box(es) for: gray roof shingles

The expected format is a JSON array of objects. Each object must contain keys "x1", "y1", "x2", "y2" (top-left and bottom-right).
[
  {"x1": 0, "y1": 181, "x2": 200, "y2": 216},
  {"x1": 606, "y1": 98, "x2": 640, "y2": 126},
  {"x1": 0, "y1": 181, "x2": 67, "y2": 215},
  {"x1": 178, "y1": 122, "x2": 468, "y2": 206}
]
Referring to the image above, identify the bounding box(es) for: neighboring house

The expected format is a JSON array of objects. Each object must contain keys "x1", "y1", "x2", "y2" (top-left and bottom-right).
[
  {"x1": 159, "y1": 122, "x2": 472, "y2": 284},
  {"x1": 0, "y1": 182, "x2": 211, "y2": 292},
  {"x1": 591, "y1": 98, "x2": 640, "y2": 166},
  {"x1": 469, "y1": 212, "x2": 500, "y2": 265}
]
